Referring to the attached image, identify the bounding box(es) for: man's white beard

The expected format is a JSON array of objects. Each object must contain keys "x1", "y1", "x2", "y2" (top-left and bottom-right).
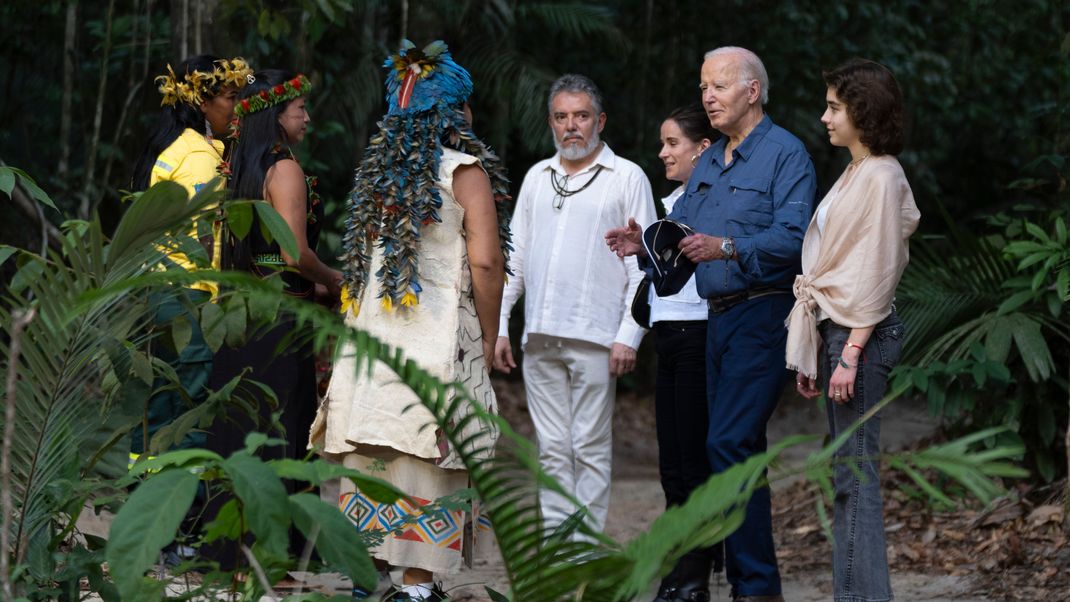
[{"x1": 555, "y1": 131, "x2": 601, "y2": 161}]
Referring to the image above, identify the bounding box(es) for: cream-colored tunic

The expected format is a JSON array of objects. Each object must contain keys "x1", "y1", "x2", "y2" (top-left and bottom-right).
[{"x1": 312, "y1": 147, "x2": 499, "y2": 468}]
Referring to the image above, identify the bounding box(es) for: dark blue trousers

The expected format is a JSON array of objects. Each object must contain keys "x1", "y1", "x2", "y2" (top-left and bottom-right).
[{"x1": 705, "y1": 293, "x2": 791, "y2": 597}]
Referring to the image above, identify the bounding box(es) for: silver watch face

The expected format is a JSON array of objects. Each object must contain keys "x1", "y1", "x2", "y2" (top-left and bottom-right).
[{"x1": 721, "y1": 238, "x2": 734, "y2": 256}]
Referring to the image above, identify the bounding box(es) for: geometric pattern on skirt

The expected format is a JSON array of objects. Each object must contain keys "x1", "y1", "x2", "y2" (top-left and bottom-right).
[{"x1": 342, "y1": 491, "x2": 484, "y2": 551}]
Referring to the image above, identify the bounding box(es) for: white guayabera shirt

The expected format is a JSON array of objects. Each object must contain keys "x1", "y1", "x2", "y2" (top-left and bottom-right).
[{"x1": 500, "y1": 143, "x2": 657, "y2": 350}]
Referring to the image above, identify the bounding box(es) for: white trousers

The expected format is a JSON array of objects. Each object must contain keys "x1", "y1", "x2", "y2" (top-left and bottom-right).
[{"x1": 522, "y1": 334, "x2": 615, "y2": 532}]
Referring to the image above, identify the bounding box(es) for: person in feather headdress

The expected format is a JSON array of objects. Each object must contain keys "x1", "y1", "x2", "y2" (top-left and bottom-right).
[{"x1": 310, "y1": 40, "x2": 511, "y2": 601}]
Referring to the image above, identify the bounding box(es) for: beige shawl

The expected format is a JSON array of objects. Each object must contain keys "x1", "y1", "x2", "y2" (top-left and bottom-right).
[{"x1": 785, "y1": 155, "x2": 920, "y2": 378}]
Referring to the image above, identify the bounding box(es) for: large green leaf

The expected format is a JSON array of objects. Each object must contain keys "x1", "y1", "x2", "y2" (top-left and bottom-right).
[
  {"x1": 252, "y1": 200, "x2": 299, "y2": 261},
  {"x1": 226, "y1": 201, "x2": 254, "y2": 241},
  {"x1": 288, "y1": 493, "x2": 378, "y2": 591},
  {"x1": 0, "y1": 166, "x2": 16, "y2": 196},
  {"x1": 1, "y1": 166, "x2": 58, "y2": 211},
  {"x1": 105, "y1": 469, "x2": 199, "y2": 600},
  {"x1": 108, "y1": 180, "x2": 216, "y2": 267},
  {"x1": 270, "y1": 458, "x2": 406, "y2": 503},
  {"x1": 221, "y1": 452, "x2": 291, "y2": 559},
  {"x1": 121, "y1": 448, "x2": 223, "y2": 482}
]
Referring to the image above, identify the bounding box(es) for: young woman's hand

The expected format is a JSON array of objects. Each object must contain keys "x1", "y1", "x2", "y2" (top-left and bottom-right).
[
  {"x1": 795, "y1": 372, "x2": 821, "y2": 399},
  {"x1": 828, "y1": 364, "x2": 858, "y2": 404}
]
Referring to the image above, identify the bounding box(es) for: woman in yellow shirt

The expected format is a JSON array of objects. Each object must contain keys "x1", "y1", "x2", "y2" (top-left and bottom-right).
[{"x1": 129, "y1": 55, "x2": 252, "y2": 457}]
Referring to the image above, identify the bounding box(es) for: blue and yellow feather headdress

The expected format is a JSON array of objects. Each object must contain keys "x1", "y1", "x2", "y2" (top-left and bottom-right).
[
  {"x1": 385, "y1": 39, "x2": 473, "y2": 115},
  {"x1": 339, "y1": 40, "x2": 512, "y2": 314}
]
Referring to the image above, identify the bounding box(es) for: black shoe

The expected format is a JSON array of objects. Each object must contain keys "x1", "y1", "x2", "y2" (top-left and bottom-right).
[
  {"x1": 653, "y1": 551, "x2": 714, "y2": 602},
  {"x1": 380, "y1": 583, "x2": 449, "y2": 601},
  {"x1": 652, "y1": 584, "x2": 710, "y2": 602}
]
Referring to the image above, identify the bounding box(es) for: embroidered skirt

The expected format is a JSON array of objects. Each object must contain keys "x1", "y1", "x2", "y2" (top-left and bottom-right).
[{"x1": 340, "y1": 450, "x2": 492, "y2": 574}]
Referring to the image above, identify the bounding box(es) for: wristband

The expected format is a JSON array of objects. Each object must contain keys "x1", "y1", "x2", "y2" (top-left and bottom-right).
[
  {"x1": 837, "y1": 356, "x2": 856, "y2": 369},
  {"x1": 845, "y1": 342, "x2": 867, "y2": 362}
]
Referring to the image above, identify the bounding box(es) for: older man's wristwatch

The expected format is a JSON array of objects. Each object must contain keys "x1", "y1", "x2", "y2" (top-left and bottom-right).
[{"x1": 720, "y1": 236, "x2": 735, "y2": 259}]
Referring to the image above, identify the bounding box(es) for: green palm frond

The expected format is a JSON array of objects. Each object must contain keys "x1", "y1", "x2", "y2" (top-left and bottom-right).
[
  {"x1": 897, "y1": 206, "x2": 1070, "y2": 383},
  {"x1": 515, "y1": 3, "x2": 626, "y2": 46},
  {"x1": 897, "y1": 232, "x2": 1012, "y2": 361},
  {"x1": 0, "y1": 182, "x2": 217, "y2": 566}
]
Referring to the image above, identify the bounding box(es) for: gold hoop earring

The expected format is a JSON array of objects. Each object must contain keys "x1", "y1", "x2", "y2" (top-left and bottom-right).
[{"x1": 690, "y1": 154, "x2": 698, "y2": 166}]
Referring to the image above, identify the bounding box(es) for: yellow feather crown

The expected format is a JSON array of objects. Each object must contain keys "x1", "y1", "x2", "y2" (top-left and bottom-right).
[{"x1": 155, "y1": 57, "x2": 254, "y2": 107}]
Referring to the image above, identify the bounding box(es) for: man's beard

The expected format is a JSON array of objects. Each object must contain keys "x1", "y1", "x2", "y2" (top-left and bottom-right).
[{"x1": 555, "y1": 130, "x2": 601, "y2": 161}]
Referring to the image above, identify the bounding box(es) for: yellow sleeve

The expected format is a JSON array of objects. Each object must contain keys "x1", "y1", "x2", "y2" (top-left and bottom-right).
[{"x1": 167, "y1": 149, "x2": 223, "y2": 200}]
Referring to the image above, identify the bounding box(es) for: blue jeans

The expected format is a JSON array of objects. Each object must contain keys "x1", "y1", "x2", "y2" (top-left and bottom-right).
[
  {"x1": 706, "y1": 293, "x2": 792, "y2": 597},
  {"x1": 819, "y1": 312, "x2": 904, "y2": 602}
]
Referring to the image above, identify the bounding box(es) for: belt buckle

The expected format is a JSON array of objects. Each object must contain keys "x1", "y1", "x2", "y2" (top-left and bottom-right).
[{"x1": 707, "y1": 291, "x2": 746, "y2": 314}]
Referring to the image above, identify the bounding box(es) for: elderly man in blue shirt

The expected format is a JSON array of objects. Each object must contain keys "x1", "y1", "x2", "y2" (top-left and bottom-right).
[{"x1": 608, "y1": 46, "x2": 815, "y2": 602}]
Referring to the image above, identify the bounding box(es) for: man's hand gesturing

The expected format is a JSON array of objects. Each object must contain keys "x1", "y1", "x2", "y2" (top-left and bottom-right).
[{"x1": 605, "y1": 218, "x2": 645, "y2": 258}]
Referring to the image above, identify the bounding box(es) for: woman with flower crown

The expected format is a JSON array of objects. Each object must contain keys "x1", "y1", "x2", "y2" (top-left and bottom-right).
[
  {"x1": 309, "y1": 40, "x2": 512, "y2": 601},
  {"x1": 203, "y1": 69, "x2": 343, "y2": 571},
  {"x1": 130, "y1": 55, "x2": 252, "y2": 458}
]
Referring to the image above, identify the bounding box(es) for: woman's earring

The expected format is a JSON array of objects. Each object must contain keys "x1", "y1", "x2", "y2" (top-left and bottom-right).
[
  {"x1": 690, "y1": 154, "x2": 698, "y2": 166},
  {"x1": 205, "y1": 117, "x2": 214, "y2": 141}
]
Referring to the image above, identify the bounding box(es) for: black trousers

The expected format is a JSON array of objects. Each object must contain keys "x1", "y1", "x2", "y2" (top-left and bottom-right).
[
  {"x1": 654, "y1": 320, "x2": 712, "y2": 506},
  {"x1": 201, "y1": 314, "x2": 319, "y2": 570},
  {"x1": 653, "y1": 320, "x2": 723, "y2": 577}
]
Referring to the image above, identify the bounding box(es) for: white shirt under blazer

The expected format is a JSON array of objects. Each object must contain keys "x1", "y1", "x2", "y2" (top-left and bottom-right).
[{"x1": 500, "y1": 143, "x2": 657, "y2": 350}]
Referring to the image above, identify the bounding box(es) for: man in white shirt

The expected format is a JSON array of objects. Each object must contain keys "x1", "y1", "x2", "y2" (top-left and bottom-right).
[{"x1": 493, "y1": 73, "x2": 656, "y2": 532}]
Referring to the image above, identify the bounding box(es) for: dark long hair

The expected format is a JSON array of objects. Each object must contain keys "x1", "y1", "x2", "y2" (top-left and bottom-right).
[
  {"x1": 822, "y1": 59, "x2": 904, "y2": 156},
  {"x1": 131, "y1": 55, "x2": 222, "y2": 191},
  {"x1": 665, "y1": 103, "x2": 718, "y2": 144},
  {"x1": 227, "y1": 69, "x2": 298, "y2": 201},
  {"x1": 222, "y1": 69, "x2": 301, "y2": 272}
]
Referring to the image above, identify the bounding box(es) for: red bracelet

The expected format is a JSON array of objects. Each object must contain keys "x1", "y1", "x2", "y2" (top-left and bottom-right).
[{"x1": 846, "y1": 342, "x2": 866, "y2": 362}]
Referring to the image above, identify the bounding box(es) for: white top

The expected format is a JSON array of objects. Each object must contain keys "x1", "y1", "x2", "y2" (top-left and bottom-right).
[
  {"x1": 816, "y1": 191, "x2": 833, "y2": 234},
  {"x1": 813, "y1": 187, "x2": 838, "y2": 322},
  {"x1": 499, "y1": 143, "x2": 657, "y2": 349},
  {"x1": 313, "y1": 149, "x2": 498, "y2": 468},
  {"x1": 649, "y1": 186, "x2": 708, "y2": 323}
]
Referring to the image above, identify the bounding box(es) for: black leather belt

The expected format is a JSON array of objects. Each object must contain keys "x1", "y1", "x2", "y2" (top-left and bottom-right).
[{"x1": 707, "y1": 287, "x2": 789, "y2": 314}]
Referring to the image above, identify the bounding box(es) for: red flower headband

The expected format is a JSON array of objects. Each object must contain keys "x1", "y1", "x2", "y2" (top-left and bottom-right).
[{"x1": 235, "y1": 74, "x2": 312, "y2": 117}]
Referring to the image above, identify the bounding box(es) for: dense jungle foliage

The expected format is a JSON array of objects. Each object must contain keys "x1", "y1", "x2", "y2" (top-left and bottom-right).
[
  {"x1": 1, "y1": 0, "x2": 1068, "y2": 481},
  {"x1": 0, "y1": 1, "x2": 1068, "y2": 597}
]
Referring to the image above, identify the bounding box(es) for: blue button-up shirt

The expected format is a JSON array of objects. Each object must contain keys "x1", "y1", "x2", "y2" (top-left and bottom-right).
[{"x1": 667, "y1": 115, "x2": 816, "y2": 299}]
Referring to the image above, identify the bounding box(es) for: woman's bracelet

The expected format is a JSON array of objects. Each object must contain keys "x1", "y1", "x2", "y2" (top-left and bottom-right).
[
  {"x1": 844, "y1": 341, "x2": 867, "y2": 362},
  {"x1": 837, "y1": 356, "x2": 856, "y2": 369}
]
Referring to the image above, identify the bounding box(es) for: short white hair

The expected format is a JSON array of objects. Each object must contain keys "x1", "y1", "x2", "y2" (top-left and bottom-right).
[{"x1": 704, "y1": 46, "x2": 769, "y2": 105}]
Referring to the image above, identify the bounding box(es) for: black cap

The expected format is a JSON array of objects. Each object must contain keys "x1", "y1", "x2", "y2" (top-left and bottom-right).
[{"x1": 642, "y1": 219, "x2": 697, "y2": 297}]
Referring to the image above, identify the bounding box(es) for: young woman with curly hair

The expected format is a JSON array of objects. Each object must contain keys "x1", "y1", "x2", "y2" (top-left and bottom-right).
[{"x1": 785, "y1": 58, "x2": 921, "y2": 602}]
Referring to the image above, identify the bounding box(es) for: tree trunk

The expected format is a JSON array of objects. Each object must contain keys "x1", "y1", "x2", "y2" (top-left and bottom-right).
[
  {"x1": 633, "y1": 0, "x2": 653, "y2": 152},
  {"x1": 194, "y1": 0, "x2": 203, "y2": 54},
  {"x1": 1, "y1": 309, "x2": 37, "y2": 600},
  {"x1": 400, "y1": 0, "x2": 409, "y2": 41},
  {"x1": 102, "y1": 0, "x2": 152, "y2": 194},
  {"x1": 56, "y1": 0, "x2": 78, "y2": 186},
  {"x1": 78, "y1": 0, "x2": 116, "y2": 219},
  {"x1": 171, "y1": 0, "x2": 189, "y2": 61}
]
